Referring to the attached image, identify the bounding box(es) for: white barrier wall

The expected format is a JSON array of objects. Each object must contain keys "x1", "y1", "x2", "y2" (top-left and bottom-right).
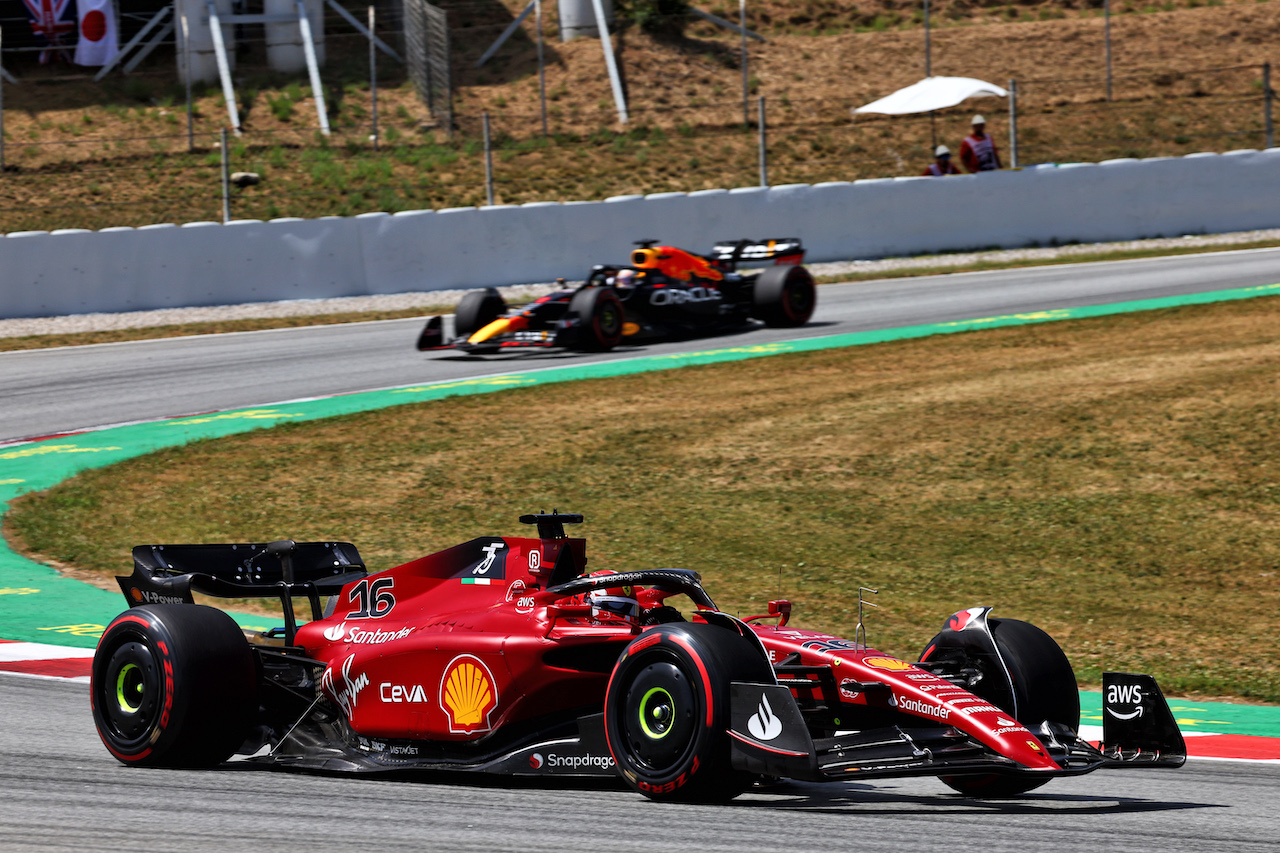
[{"x1": 3, "y1": 148, "x2": 1279, "y2": 319}]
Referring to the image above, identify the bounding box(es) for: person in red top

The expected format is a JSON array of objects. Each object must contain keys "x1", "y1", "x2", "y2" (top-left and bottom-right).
[
  {"x1": 922, "y1": 145, "x2": 961, "y2": 176},
  {"x1": 959, "y1": 115, "x2": 1002, "y2": 173}
]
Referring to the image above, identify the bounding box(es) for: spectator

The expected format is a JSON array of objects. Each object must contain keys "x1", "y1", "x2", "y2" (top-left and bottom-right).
[
  {"x1": 959, "y1": 115, "x2": 1003, "y2": 173},
  {"x1": 923, "y1": 145, "x2": 961, "y2": 176}
]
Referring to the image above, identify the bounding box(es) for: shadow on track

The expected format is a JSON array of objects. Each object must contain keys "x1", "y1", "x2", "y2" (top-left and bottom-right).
[
  {"x1": 218, "y1": 761, "x2": 1220, "y2": 817},
  {"x1": 733, "y1": 779, "x2": 1223, "y2": 817},
  {"x1": 427, "y1": 321, "x2": 844, "y2": 363}
]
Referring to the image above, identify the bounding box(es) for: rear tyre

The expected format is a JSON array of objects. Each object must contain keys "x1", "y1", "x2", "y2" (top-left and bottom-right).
[
  {"x1": 91, "y1": 605, "x2": 258, "y2": 768},
  {"x1": 605, "y1": 622, "x2": 771, "y2": 802},
  {"x1": 454, "y1": 288, "x2": 507, "y2": 338},
  {"x1": 751, "y1": 265, "x2": 816, "y2": 327},
  {"x1": 921, "y1": 618, "x2": 1079, "y2": 797},
  {"x1": 568, "y1": 286, "x2": 625, "y2": 351}
]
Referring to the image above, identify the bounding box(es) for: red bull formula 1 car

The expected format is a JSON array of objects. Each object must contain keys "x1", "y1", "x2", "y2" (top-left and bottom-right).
[
  {"x1": 92, "y1": 513, "x2": 1184, "y2": 802},
  {"x1": 415, "y1": 239, "x2": 817, "y2": 354}
]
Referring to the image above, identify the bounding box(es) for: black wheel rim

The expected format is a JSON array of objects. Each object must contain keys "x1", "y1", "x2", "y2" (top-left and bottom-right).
[
  {"x1": 784, "y1": 279, "x2": 815, "y2": 321},
  {"x1": 98, "y1": 640, "x2": 162, "y2": 746},
  {"x1": 596, "y1": 298, "x2": 622, "y2": 341},
  {"x1": 621, "y1": 661, "x2": 698, "y2": 774}
]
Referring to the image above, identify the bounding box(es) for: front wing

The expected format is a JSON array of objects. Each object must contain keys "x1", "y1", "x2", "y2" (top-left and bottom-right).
[{"x1": 727, "y1": 675, "x2": 1186, "y2": 783}]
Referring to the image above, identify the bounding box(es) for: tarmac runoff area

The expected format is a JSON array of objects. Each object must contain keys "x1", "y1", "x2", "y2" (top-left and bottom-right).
[{"x1": 2, "y1": 227, "x2": 1279, "y2": 339}]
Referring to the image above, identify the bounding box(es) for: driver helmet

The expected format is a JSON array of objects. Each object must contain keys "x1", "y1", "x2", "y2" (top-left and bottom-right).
[
  {"x1": 615, "y1": 268, "x2": 636, "y2": 287},
  {"x1": 583, "y1": 572, "x2": 640, "y2": 627}
]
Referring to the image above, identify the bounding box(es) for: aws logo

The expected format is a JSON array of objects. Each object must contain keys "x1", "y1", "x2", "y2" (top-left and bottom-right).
[
  {"x1": 1106, "y1": 683, "x2": 1145, "y2": 720},
  {"x1": 440, "y1": 655, "x2": 499, "y2": 734}
]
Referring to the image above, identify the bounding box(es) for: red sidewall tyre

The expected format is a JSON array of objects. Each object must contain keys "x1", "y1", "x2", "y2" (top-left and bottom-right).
[
  {"x1": 752, "y1": 265, "x2": 816, "y2": 327},
  {"x1": 91, "y1": 604, "x2": 257, "y2": 768},
  {"x1": 604, "y1": 622, "x2": 768, "y2": 802}
]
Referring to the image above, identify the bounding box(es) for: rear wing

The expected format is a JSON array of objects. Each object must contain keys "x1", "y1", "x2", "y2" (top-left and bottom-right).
[
  {"x1": 709, "y1": 238, "x2": 805, "y2": 268},
  {"x1": 119, "y1": 540, "x2": 367, "y2": 642}
]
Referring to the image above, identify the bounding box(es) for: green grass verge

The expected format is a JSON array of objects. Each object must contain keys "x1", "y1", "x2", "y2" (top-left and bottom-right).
[{"x1": 9, "y1": 296, "x2": 1280, "y2": 702}]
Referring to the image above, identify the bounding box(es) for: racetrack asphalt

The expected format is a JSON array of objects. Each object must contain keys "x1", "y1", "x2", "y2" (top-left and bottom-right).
[
  {"x1": 4, "y1": 247, "x2": 1280, "y2": 850},
  {"x1": 2, "y1": 673, "x2": 1277, "y2": 853},
  {"x1": 3, "y1": 246, "x2": 1280, "y2": 443}
]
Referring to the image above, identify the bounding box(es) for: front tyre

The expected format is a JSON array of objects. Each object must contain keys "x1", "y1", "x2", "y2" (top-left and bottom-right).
[
  {"x1": 454, "y1": 288, "x2": 507, "y2": 338},
  {"x1": 605, "y1": 623, "x2": 770, "y2": 802},
  {"x1": 751, "y1": 265, "x2": 816, "y2": 327},
  {"x1": 922, "y1": 617, "x2": 1079, "y2": 797},
  {"x1": 91, "y1": 604, "x2": 258, "y2": 768},
  {"x1": 568, "y1": 286, "x2": 625, "y2": 351}
]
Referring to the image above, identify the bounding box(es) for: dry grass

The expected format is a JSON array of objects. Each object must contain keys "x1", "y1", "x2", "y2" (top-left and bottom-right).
[
  {"x1": 9, "y1": 295, "x2": 1280, "y2": 701},
  {"x1": 1, "y1": 2, "x2": 1277, "y2": 230}
]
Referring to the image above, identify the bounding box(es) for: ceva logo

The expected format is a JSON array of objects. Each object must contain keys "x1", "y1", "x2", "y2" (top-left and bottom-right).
[
  {"x1": 747, "y1": 695, "x2": 783, "y2": 741},
  {"x1": 323, "y1": 622, "x2": 348, "y2": 642}
]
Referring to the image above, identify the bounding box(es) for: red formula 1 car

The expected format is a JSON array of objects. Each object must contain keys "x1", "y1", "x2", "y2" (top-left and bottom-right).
[
  {"x1": 92, "y1": 513, "x2": 1184, "y2": 802},
  {"x1": 415, "y1": 239, "x2": 817, "y2": 354}
]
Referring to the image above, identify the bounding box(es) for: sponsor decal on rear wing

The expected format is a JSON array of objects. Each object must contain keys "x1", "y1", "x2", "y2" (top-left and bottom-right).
[{"x1": 709, "y1": 238, "x2": 805, "y2": 265}]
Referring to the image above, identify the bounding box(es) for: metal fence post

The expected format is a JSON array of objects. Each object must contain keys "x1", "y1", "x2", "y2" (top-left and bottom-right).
[
  {"x1": 0, "y1": 27, "x2": 5, "y2": 172},
  {"x1": 536, "y1": 0, "x2": 547, "y2": 137},
  {"x1": 924, "y1": 0, "x2": 931, "y2": 77},
  {"x1": 740, "y1": 0, "x2": 748, "y2": 125},
  {"x1": 1008, "y1": 78, "x2": 1018, "y2": 168},
  {"x1": 1265, "y1": 62, "x2": 1274, "y2": 150},
  {"x1": 758, "y1": 96, "x2": 767, "y2": 187},
  {"x1": 297, "y1": 0, "x2": 330, "y2": 136},
  {"x1": 1104, "y1": 0, "x2": 1112, "y2": 102},
  {"x1": 369, "y1": 5, "x2": 379, "y2": 150},
  {"x1": 483, "y1": 112, "x2": 495, "y2": 206},
  {"x1": 220, "y1": 128, "x2": 231, "y2": 224},
  {"x1": 181, "y1": 15, "x2": 194, "y2": 153}
]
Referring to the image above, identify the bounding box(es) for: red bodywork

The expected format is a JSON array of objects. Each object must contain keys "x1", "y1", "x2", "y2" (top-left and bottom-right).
[{"x1": 293, "y1": 531, "x2": 1056, "y2": 773}]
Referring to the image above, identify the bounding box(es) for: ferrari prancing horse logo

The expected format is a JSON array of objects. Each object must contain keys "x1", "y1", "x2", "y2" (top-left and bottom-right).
[{"x1": 440, "y1": 655, "x2": 499, "y2": 734}]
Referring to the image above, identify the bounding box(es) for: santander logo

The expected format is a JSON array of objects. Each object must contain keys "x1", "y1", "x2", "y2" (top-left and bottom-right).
[
  {"x1": 323, "y1": 622, "x2": 348, "y2": 642},
  {"x1": 747, "y1": 695, "x2": 783, "y2": 741}
]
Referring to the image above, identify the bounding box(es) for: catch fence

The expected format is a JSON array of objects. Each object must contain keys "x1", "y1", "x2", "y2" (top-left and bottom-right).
[{"x1": 0, "y1": 0, "x2": 1274, "y2": 232}]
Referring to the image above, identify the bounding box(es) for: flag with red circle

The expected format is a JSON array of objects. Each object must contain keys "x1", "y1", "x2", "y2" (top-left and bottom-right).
[{"x1": 73, "y1": 0, "x2": 118, "y2": 67}]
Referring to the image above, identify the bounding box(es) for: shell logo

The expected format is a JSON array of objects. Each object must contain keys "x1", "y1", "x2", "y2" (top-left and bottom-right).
[
  {"x1": 864, "y1": 656, "x2": 914, "y2": 671},
  {"x1": 440, "y1": 654, "x2": 499, "y2": 734}
]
